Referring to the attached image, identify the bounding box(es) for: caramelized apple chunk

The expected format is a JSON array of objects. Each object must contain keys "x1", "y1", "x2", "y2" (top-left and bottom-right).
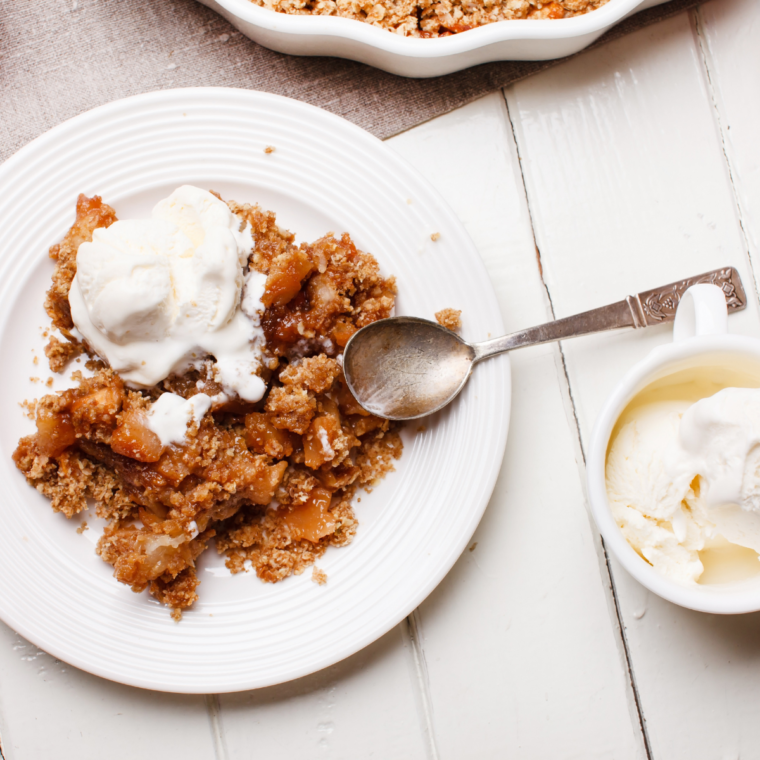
[
  {"x1": 282, "y1": 487, "x2": 336, "y2": 542},
  {"x1": 35, "y1": 407, "x2": 77, "y2": 457},
  {"x1": 111, "y1": 409, "x2": 163, "y2": 463},
  {"x1": 245, "y1": 412, "x2": 295, "y2": 458},
  {"x1": 262, "y1": 248, "x2": 314, "y2": 308},
  {"x1": 331, "y1": 316, "x2": 357, "y2": 348},
  {"x1": 303, "y1": 414, "x2": 342, "y2": 469}
]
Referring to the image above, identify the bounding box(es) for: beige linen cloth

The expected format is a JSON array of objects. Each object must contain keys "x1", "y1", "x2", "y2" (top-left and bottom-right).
[{"x1": 2, "y1": 0, "x2": 699, "y2": 161}]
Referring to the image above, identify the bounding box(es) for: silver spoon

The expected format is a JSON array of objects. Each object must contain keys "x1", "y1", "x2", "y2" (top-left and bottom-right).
[{"x1": 343, "y1": 267, "x2": 746, "y2": 421}]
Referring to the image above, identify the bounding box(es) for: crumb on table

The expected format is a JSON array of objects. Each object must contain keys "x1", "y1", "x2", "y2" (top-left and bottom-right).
[
  {"x1": 312, "y1": 567, "x2": 328, "y2": 585},
  {"x1": 76, "y1": 521, "x2": 88, "y2": 534},
  {"x1": 264, "y1": 145, "x2": 276, "y2": 154},
  {"x1": 430, "y1": 232, "x2": 441, "y2": 242},
  {"x1": 435, "y1": 308, "x2": 462, "y2": 332}
]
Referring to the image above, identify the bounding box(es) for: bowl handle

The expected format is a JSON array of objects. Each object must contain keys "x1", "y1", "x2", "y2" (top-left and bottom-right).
[{"x1": 673, "y1": 284, "x2": 729, "y2": 342}]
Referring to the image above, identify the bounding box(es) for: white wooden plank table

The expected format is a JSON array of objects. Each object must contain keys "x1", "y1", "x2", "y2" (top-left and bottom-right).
[{"x1": 1, "y1": 0, "x2": 758, "y2": 756}]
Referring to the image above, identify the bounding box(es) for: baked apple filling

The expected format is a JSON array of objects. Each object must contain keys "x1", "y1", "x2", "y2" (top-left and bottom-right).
[{"x1": 14, "y1": 189, "x2": 402, "y2": 619}]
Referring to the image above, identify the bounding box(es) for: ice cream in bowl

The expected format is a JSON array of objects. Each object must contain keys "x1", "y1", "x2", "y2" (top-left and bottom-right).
[{"x1": 587, "y1": 279, "x2": 760, "y2": 613}]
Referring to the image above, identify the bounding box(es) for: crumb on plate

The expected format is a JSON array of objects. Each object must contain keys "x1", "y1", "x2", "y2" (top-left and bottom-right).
[{"x1": 435, "y1": 308, "x2": 462, "y2": 332}]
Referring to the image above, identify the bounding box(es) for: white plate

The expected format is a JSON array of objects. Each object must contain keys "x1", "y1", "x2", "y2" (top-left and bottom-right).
[
  {"x1": 0, "y1": 88, "x2": 509, "y2": 693},
  {"x1": 197, "y1": 0, "x2": 670, "y2": 78}
]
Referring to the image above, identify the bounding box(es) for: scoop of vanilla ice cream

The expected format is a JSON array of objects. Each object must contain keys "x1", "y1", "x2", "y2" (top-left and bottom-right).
[
  {"x1": 670, "y1": 388, "x2": 760, "y2": 554},
  {"x1": 69, "y1": 186, "x2": 268, "y2": 401},
  {"x1": 606, "y1": 402, "x2": 707, "y2": 583},
  {"x1": 606, "y1": 387, "x2": 760, "y2": 584}
]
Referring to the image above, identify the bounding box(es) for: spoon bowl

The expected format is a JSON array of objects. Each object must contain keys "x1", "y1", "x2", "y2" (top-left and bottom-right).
[{"x1": 343, "y1": 317, "x2": 475, "y2": 420}]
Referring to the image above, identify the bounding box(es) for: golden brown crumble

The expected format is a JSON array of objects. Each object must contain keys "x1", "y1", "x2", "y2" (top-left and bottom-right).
[
  {"x1": 14, "y1": 193, "x2": 402, "y2": 617},
  {"x1": 247, "y1": 0, "x2": 609, "y2": 37},
  {"x1": 435, "y1": 308, "x2": 462, "y2": 332},
  {"x1": 20, "y1": 400, "x2": 37, "y2": 420},
  {"x1": 43, "y1": 194, "x2": 117, "y2": 371},
  {"x1": 45, "y1": 334, "x2": 85, "y2": 373},
  {"x1": 430, "y1": 232, "x2": 441, "y2": 242},
  {"x1": 312, "y1": 566, "x2": 328, "y2": 585},
  {"x1": 264, "y1": 145, "x2": 276, "y2": 154}
]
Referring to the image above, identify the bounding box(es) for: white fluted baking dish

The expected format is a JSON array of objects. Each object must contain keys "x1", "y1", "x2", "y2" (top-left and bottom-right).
[{"x1": 197, "y1": 0, "x2": 669, "y2": 77}]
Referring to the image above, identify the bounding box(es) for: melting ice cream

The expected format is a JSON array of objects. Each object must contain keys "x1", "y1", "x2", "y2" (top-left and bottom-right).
[{"x1": 606, "y1": 386, "x2": 760, "y2": 584}]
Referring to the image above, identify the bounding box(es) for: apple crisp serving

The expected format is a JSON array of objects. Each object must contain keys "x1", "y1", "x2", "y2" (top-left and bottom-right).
[
  {"x1": 13, "y1": 193, "x2": 402, "y2": 619},
  {"x1": 246, "y1": 0, "x2": 610, "y2": 38}
]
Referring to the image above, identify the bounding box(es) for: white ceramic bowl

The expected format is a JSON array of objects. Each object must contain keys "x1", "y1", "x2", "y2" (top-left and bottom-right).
[
  {"x1": 587, "y1": 285, "x2": 760, "y2": 614},
  {"x1": 197, "y1": 0, "x2": 669, "y2": 78}
]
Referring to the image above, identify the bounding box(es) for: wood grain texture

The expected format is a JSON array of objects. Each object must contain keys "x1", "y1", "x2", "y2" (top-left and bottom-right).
[
  {"x1": 697, "y1": 0, "x2": 760, "y2": 286},
  {"x1": 507, "y1": 9, "x2": 760, "y2": 758},
  {"x1": 0, "y1": 0, "x2": 702, "y2": 162},
  {"x1": 217, "y1": 626, "x2": 429, "y2": 759},
  {"x1": 389, "y1": 92, "x2": 646, "y2": 760},
  {"x1": 0, "y1": 622, "x2": 216, "y2": 760}
]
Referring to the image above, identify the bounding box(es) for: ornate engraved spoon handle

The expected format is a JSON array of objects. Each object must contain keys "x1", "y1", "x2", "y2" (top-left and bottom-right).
[{"x1": 473, "y1": 267, "x2": 746, "y2": 361}]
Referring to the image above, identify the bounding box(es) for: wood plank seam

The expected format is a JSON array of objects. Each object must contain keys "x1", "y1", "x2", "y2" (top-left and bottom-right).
[
  {"x1": 500, "y1": 86, "x2": 655, "y2": 760},
  {"x1": 205, "y1": 694, "x2": 229, "y2": 760},
  {"x1": 404, "y1": 613, "x2": 441, "y2": 760},
  {"x1": 690, "y1": 6, "x2": 760, "y2": 306}
]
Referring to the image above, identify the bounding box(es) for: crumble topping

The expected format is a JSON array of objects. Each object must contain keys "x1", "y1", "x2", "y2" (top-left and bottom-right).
[
  {"x1": 14, "y1": 193, "x2": 402, "y2": 618},
  {"x1": 435, "y1": 308, "x2": 462, "y2": 332},
  {"x1": 246, "y1": 0, "x2": 610, "y2": 38}
]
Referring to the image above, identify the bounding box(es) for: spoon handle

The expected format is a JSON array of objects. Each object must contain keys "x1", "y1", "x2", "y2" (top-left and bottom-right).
[{"x1": 472, "y1": 266, "x2": 746, "y2": 361}]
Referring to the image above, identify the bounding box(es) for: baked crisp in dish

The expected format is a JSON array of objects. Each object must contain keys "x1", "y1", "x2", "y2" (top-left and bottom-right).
[
  {"x1": 246, "y1": 0, "x2": 610, "y2": 38},
  {"x1": 13, "y1": 191, "x2": 402, "y2": 619}
]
